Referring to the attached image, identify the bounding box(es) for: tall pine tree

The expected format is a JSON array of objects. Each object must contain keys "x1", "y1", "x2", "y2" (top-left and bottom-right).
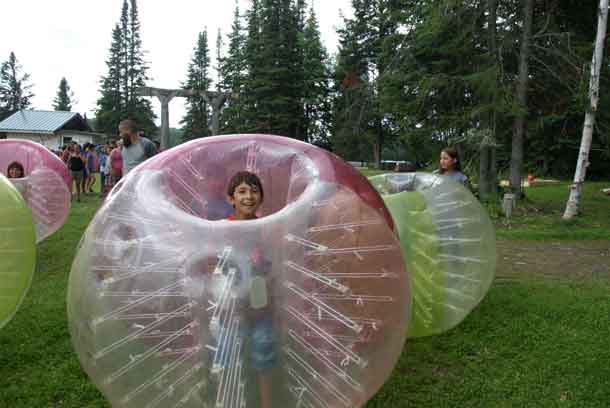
[
  {"x1": 96, "y1": 24, "x2": 125, "y2": 134},
  {"x1": 53, "y1": 77, "x2": 74, "y2": 111},
  {"x1": 218, "y1": 3, "x2": 247, "y2": 133},
  {"x1": 181, "y1": 30, "x2": 212, "y2": 142},
  {"x1": 0, "y1": 52, "x2": 34, "y2": 121},
  {"x1": 301, "y1": 5, "x2": 332, "y2": 145},
  {"x1": 332, "y1": 0, "x2": 382, "y2": 162},
  {"x1": 95, "y1": 0, "x2": 155, "y2": 135},
  {"x1": 241, "y1": 0, "x2": 266, "y2": 132},
  {"x1": 241, "y1": 0, "x2": 303, "y2": 138},
  {"x1": 215, "y1": 29, "x2": 224, "y2": 93}
]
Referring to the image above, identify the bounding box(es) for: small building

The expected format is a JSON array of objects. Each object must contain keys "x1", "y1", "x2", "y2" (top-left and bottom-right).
[{"x1": 0, "y1": 110, "x2": 106, "y2": 151}]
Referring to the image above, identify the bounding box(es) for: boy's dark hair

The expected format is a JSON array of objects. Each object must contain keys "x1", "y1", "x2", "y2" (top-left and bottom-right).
[
  {"x1": 227, "y1": 171, "x2": 264, "y2": 199},
  {"x1": 7, "y1": 161, "x2": 25, "y2": 178}
]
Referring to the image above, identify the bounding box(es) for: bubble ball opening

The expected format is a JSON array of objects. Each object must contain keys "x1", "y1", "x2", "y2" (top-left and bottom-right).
[
  {"x1": 68, "y1": 134, "x2": 411, "y2": 408},
  {"x1": 0, "y1": 173, "x2": 37, "y2": 330},
  {"x1": 0, "y1": 139, "x2": 71, "y2": 242},
  {"x1": 369, "y1": 172, "x2": 496, "y2": 338}
]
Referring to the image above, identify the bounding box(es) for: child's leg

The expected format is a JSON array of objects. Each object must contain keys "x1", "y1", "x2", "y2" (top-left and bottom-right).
[
  {"x1": 81, "y1": 170, "x2": 87, "y2": 193},
  {"x1": 89, "y1": 172, "x2": 96, "y2": 192},
  {"x1": 251, "y1": 317, "x2": 276, "y2": 408},
  {"x1": 75, "y1": 173, "x2": 82, "y2": 201},
  {"x1": 258, "y1": 372, "x2": 273, "y2": 408}
]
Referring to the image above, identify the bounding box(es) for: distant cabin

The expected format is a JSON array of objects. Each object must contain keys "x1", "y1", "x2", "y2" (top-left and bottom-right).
[{"x1": 0, "y1": 110, "x2": 106, "y2": 150}]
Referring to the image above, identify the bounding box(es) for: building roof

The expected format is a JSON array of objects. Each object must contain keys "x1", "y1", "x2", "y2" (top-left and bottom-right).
[{"x1": 0, "y1": 110, "x2": 90, "y2": 134}]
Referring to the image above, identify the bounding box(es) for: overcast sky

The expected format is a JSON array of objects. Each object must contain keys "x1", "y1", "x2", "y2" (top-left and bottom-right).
[{"x1": 0, "y1": 0, "x2": 352, "y2": 130}]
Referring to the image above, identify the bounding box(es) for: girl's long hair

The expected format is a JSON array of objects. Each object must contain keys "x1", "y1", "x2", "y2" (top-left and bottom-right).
[{"x1": 438, "y1": 147, "x2": 461, "y2": 174}]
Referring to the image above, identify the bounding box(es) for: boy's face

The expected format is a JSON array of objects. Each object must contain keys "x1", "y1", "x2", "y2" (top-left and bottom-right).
[{"x1": 228, "y1": 182, "x2": 262, "y2": 220}]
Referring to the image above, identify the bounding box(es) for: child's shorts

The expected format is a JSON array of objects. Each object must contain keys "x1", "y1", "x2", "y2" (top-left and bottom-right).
[
  {"x1": 214, "y1": 317, "x2": 277, "y2": 372},
  {"x1": 249, "y1": 317, "x2": 277, "y2": 371}
]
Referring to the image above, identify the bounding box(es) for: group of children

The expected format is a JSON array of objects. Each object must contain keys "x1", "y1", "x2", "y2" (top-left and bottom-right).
[{"x1": 58, "y1": 141, "x2": 123, "y2": 202}]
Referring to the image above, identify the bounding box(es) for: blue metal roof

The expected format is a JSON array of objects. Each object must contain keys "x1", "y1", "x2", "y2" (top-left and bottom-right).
[{"x1": 0, "y1": 110, "x2": 86, "y2": 133}]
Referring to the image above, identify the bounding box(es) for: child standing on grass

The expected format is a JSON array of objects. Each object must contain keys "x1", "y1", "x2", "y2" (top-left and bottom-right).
[
  {"x1": 109, "y1": 140, "x2": 123, "y2": 186},
  {"x1": 68, "y1": 144, "x2": 86, "y2": 202},
  {"x1": 85, "y1": 144, "x2": 98, "y2": 193},
  {"x1": 225, "y1": 170, "x2": 276, "y2": 408},
  {"x1": 99, "y1": 145, "x2": 111, "y2": 197}
]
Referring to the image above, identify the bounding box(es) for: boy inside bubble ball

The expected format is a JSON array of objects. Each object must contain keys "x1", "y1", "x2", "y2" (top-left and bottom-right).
[{"x1": 208, "y1": 170, "x2": 276, "y2": 408}]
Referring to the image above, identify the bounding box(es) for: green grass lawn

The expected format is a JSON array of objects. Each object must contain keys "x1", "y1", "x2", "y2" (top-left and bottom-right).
[
  {"x1": 1, "y1": 178, "x2": 609, "y2": 407},
  {"x1": 493, "y1": 181, "x2": 610, "y2": 240},
  {"x1": 359, "y1": 169, "x2": 386, "y2": 177},
  {"x1": 362, "y1": 168, "x2": 610, "y2": 240}
]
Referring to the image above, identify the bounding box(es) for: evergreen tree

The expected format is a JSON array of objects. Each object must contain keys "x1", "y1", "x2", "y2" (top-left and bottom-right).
[
  {"x1": 95, "y1": 0, "x2": 155, "y2": 135},
  {"x1": 121, "y1": 0, "x2": 130, "y2": 111},
  {"x1": 519, "y1": 0, "x2": 610, "y2": 179},
  {"x1": 181, "y1": 30, "x2": 212, "y2": 142},
  {"x1": 53, "y1": 77, "x2": 74, "y2": 111},
  {"x1": 375, "y1": 1, "x2": 508, "y2": 176},
  {"x1": 218, "y1": 3, "x2": 247, "y2": 133},
  {"x1": 277, "y1": 0, "x2": 305, "y2": 139},
  {"x1": 215, "y1": 28, "x2": 223, "y2": 93},
  {"x1": 241, "y1": 0, "x2": 265, "y2": 132},
  {"x1": 332, "y1": 0, "x2": 392, "y2": 164},
  {"x1": 0, "y1": 52, "x2": 34, "y2": 121},
  {"x1": 126, "y1": 0, "x2": 154, "y2": 133},
  {"x1": 241, "y1": 0, "x2": 303, "y2": 138},
  {"x1": 325, "y1": 0, "x2": 610, "y2": 182},
  {"x1": 301, "y1": 5, "x2": 332, "y2": 144},
  {"x1": 96, "y1": 24, "x2": 125, "y2": 134}
]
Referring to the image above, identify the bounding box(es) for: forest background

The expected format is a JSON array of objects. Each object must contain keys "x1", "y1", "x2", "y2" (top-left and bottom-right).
[{"x1": 2, "y1": 0, "x2": 610, "y2": 195}]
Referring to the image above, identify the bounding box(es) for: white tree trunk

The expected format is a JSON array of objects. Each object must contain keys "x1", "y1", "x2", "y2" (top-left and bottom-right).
[{"x1": 563, "y1": 0, "x2": 609, "y2": 219}]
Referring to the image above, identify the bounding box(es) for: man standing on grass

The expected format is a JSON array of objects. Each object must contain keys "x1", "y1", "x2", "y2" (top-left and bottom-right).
[{"x1": 118, "y1": 119, "x2": 157, "y2": 175}]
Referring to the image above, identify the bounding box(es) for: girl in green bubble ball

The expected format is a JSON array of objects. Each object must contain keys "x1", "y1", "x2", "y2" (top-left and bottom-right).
[{"x1": 435, "y1": 147, "x2": 470, "y2": 187}]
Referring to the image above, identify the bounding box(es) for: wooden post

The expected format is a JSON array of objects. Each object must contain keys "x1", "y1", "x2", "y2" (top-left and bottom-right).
[{"x1": 138, "y1": 86, "x2": 231, "y2": 149}]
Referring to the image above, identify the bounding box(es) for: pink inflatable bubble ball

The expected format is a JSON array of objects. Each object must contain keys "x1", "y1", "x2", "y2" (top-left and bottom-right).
[
  {"x1": 68, "y1": 134, "x2": 411, "y2": 408},
  {"x1": 0, "y1": 139, "x2": 71, "y2": 242}
]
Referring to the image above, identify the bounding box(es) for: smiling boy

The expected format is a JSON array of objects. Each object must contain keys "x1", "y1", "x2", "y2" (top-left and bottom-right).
[
  {"x1": 226, "y1": 171, "x2": 264, "y2": 220},
  {"x1": 225, "y1": 170, "x2": 276, "y2": 408}
]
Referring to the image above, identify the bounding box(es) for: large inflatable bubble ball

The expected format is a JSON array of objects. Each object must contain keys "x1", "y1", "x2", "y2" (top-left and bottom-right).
[
  {"x1": 369, "y1": 172, "x2": 496, "y2": 338},
  {"x1": 0, "y1": 139, "x2": 71, "y2": 242},
  {"x1": 0, "y1": 173, "x2": 37, "y2": 329},
  {"x1": 68, "y1": 134, "x2": 411, "y2": 408}
]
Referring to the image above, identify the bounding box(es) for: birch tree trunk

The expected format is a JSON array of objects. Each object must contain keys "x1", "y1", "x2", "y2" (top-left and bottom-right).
[
  {"x1": 509, "y1": 0, "x2": 534, "y2": 198},
  {"x1": 563, "y1": 0, "x2": 609, "y2": 219}
]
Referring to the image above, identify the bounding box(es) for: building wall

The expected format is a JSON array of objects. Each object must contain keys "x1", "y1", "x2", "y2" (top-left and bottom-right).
[
  {"x1": 59, "y1": 131, "x2": 104, "y2": 147},
  {"x1": 3, "y1": 132, "x2": 106, "y2": 150},
  {"x1": 4, "y1": 132, "x2": 61, "y2": 150}
]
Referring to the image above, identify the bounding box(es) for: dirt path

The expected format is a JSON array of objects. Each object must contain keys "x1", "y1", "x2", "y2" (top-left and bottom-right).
[{"x1": 496, "y1": 240, "x2": 610, "y2": 281}]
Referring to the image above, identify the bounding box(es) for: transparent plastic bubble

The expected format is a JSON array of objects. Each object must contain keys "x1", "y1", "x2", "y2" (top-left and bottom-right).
[
  {"x1": 68, "y1": 135, "x2": 411, "y2": 408},
  {"x1": 369, "y1": 172, "x2": 496, "y2": 338},
  {"x1": 0, "y1": 139, "x2": 71, "y2": 242},
  {"x1": 0, "y1": 173, "x2": 37, "y2": 329}
]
